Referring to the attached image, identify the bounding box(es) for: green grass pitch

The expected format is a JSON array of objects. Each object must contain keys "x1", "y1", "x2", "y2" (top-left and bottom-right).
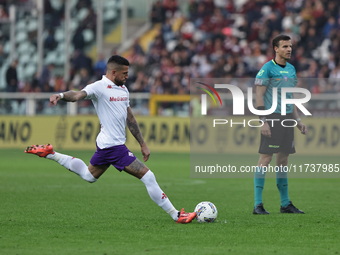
[{"x1": 0, "y1": 149, "x2": 339, "y2": 255}]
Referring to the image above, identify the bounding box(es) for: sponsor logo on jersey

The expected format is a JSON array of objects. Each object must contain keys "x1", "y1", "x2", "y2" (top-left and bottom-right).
[
  {"x1": 107, "y1": 85, "x2": 112, "y2": 89},
  {"x1": 257, "y1": 69, "x2": 265, "y2": 76},
  {"x1": 109, "y1": 96, "x2": 128, "y2": 102}
]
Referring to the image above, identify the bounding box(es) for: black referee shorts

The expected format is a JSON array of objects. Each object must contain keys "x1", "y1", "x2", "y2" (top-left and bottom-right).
[{"x1": 258, "y1": 113, "x2": 296, "y2": 155}]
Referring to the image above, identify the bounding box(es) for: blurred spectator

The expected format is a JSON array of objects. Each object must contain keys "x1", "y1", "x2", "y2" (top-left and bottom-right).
[
  {"x1": 190, "y1": 2, "x2": 206, "y2": 28},
  {"x1": 31, "y1": 72, "x2": 42, "y2": 92},
  {"x1": 44, "y1": 0, "x2": 53, "y2": 15},
  {"x1": 19, "y1": 81, "x2": 33, "y2": 93},
  {"x1": 70, "y1": 50, "x2": 92, "y2": 77},
  {"x1": 132, "y1": 39, "x2": 144, "y2": 56},
  {"x1": 76, "y1": 0, "x2": 92, "y2": 9},
  {"x1": 179, "y1": 18, "x2": 195, "y2": 40},
  {"x1": 81, "y1": 8, "x2": 96, "y2": 32},
  {"x1": 150, "y1": 0, "x2": 165, "y2": 24},
  {"x1": 93, "y1": 53, "x2": 106, "y2": 79},
  {"x1": 150, "y1": 76, "x2": 164, "y2": 94},
  {"x1": 146, "y1": 47, "x2": 161, "y2": 66},
  {"x1": 72, "y1": 27, "x2": 85, "y2": 51},
  {"x1": 39, "y1": 64, "x2": 55, "y2": 91},
  {"x1": 71, "y1": 68, "x2": 93, "y2": 90},
  {"x1": 161, "y1": 18, "x2": 174, "y2": 41},
  {"x1": 44, "y1": 0, "x2": 54, "y2": 27},
  {"x1": 0, "y1": 43, "x2": 5, "y2": 67},
  {"x1": 174, "y1": 38, "x2": 188, "y2": 52},
  {"x1": 203, "y1": 0, "x2": 215, "y2": 16},
  {"x1": 130, "y1": 71, "x2": 150, "y2": 92},
  {"x1": 54, "y1": 75, "x2": 67, "y2": 92},
  {"x1": 45, "y1": 0, "x2": 64, "y2": 27},
  {"x1": 330, "y1": 65, "x2": 340, "y2": 80},
  {"x1": 0, "y1": 5, "x2": 8, "y2": 21},
  {"x1": 6, "y1": 60, "x2": 18, "y2": 92},
  {"x1": 150, "y1": 34, "x2": 165, "y2": 52},
  {"x1": 322, "y1": 17, "x2": 336, "y2": 38},
  {"x1": 44, "y1": 29, "x2": 57, "y2": 50},
  {"x1": 163, "y1": 0, "x2": 179, "y2": 18}
]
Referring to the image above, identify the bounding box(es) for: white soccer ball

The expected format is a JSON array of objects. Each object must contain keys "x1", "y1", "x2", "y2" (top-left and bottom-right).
[{"x1": 194, "y1": 201, "x2": 218, "y2": 223}]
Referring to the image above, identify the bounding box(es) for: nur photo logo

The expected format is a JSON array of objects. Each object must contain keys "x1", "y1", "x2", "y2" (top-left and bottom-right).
[
  {"x1": 196, "y1": 82, "x2": 223, "y2": 115},
  {"x1": 196, "y1": 83, "x2": 312, "y2": 128},
  {"x1": 197, "y1": 83, "x2": 311, "y2": 116}
]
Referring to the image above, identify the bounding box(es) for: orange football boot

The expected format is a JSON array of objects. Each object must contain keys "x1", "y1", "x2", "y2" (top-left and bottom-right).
[
  {"x1": 25, "y1": 143, "x2": 55, "y2": 157},
  {"x1": 176, "y1": 208, "x2": 197, "y2": 224}
]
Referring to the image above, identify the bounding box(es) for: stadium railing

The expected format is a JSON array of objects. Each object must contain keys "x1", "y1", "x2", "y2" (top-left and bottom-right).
[{"x1": 0, "y1": 92, "x2": 150, "y2": 115}]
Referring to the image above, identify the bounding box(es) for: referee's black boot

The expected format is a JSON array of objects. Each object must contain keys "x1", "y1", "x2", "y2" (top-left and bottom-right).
[
  {"x1": 253, "y1": 203, "x2": 269, "y2": 214},
  {"x1": 280, "y1": 201, "x2": 305, "y2": 214}
]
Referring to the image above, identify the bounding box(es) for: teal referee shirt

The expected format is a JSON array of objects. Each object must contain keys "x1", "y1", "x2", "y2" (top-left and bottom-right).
[{"x1": 255, "y1": 59, "x2": 297, "y2": 114}]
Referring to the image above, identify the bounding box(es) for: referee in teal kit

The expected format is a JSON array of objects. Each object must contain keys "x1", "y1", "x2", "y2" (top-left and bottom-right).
[{"x1": 253, "y1": 34, "x2": 308, "y2": 214}]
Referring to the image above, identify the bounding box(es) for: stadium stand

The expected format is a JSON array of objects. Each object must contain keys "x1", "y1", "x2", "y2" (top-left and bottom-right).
[
  {"x1": 0, "y1": 0, "x2": 339, "y2": 96},
  {"x1": 0, "y1": 0, "x2": 125, "y2": 93},
  {"x1": 125, "y1": 0, "x2": 340, "y2": 95}
]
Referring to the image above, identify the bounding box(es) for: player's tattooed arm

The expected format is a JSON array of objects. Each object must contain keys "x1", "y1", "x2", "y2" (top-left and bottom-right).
[
  {"x1": 50, "y1": 91, "x2": 87, "y2": 105},
  {"x1": 126, "y1": 107, "x2": 145, "y2": 146},
  {"x1": 127, "y1": 107, "x2": 150, "y2": 162}
]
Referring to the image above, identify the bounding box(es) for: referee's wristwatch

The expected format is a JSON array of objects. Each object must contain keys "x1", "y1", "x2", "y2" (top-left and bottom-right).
[
  {"x1": 295, "y1": 118, "x2": 301, "y2": 122},
  {"x1": 260, "y1": 117, "x2": 267, "y2": 123}
]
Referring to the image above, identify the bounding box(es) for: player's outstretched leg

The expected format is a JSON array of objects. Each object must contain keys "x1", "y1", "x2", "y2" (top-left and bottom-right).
[
  {"x1": 25, "y1": 144, "x2": 97, "y2": 183},
  {"x1": 140, "y1": 171, "x2": 196, "y2": 223},
  {"x1": 125, "y1": 159, "x2": 196, "y2": 223}
]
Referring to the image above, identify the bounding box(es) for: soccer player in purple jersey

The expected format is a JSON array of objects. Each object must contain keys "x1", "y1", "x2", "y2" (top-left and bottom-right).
[{"x1": 25, "y1": 55, "x2": 196, "y2": 224}]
